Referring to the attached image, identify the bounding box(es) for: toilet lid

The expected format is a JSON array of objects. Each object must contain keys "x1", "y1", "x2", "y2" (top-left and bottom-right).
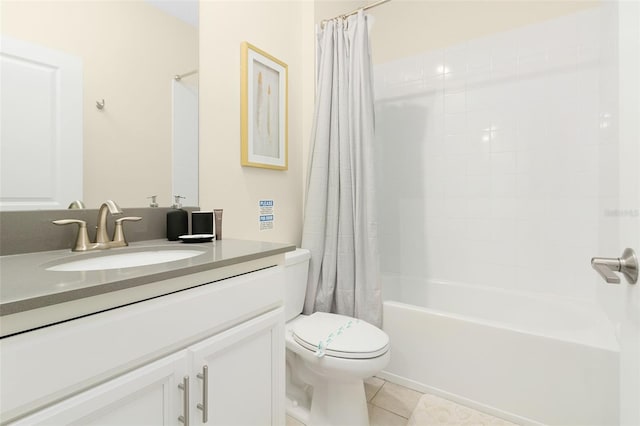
[{"x1": 292, "y1": 312, "x2": 390, "y2": 359}]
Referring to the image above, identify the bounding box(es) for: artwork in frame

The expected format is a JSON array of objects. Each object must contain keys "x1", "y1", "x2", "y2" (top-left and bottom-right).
[{"x1": 241, "y1": 42, "x2": 288, "y2": 170}]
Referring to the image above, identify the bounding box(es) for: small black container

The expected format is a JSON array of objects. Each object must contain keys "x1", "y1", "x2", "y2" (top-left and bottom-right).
[
  {"x1": 166, "y1": 209, "x2": 188, "y2": 241},
  {"x1": 192, "y1": 211, "x2": 214, "y2": 235}
]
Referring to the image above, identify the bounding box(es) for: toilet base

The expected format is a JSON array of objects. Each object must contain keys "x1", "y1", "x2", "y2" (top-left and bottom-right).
[
  {"x1": 286, "y1": 351, "x2": 370, "y2": 426},
  {"x1": 286, "y1": 395, "x2": 311, "y2": 426},
  {"x1": 285, "y1": 379, "x2": 369, "y2": 426},
  {"x1": 309, "y1": 379, "x2": 369, "y2": 426}
]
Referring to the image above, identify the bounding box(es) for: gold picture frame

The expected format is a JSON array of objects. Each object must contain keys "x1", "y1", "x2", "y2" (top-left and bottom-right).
[{"x1": 241, "y1": 42, "x2": 288, "y2": 170}]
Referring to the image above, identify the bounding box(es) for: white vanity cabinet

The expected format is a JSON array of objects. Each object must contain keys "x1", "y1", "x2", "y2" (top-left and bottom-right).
[
  {"x1": 11, "y1": 309, "x2": 283, "y2": 426},
  {"x1": 11, "y1": 351, "x2": 188, "y2": 425},
  {"x1": 1, "y1": 263, "x2": 286, "y2": 425}
]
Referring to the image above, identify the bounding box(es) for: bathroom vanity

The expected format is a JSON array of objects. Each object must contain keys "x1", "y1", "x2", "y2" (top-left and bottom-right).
[{"x1": 0, "y1": 239, "x2": 294, "y2": 425}]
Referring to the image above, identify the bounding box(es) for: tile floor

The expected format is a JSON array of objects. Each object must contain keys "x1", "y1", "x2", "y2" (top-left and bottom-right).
[{"x1": 286, "y1": 377, "x2": 518, "y2": 426}]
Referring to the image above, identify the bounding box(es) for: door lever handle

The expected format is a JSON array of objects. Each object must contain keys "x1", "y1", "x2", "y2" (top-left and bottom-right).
[
  {"x1": 591, "y1": 261, "x2": 620, "y2": 284},
  {"x1": 591, "y1": 248, "x2": 638, "y2": 285}
]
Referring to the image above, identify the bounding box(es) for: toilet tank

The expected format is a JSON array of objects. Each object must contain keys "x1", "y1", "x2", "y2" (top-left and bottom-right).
[{"x1": 284, "y1": 248, "x2": 311, "y2": 321}]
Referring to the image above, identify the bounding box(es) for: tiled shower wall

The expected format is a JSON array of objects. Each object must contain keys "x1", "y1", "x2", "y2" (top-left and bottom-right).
[{"x1": 374, "y1": 7, "x2": 615, "y2": 302}]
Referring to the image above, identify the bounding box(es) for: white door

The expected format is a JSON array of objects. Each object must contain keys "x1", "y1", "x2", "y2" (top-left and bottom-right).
[
  {"x1": 11, "y1": 352, "x2": 188, "y2": 425},
  {"x1": 0, "y1": 36, "x2": 82, "y2": 211},
  {"x1": 616, "y1": 1, "x2": 640, "y2": 423},
  {"x1": 596, "y1": 1, "x2": 640, "y2": 424},
  {"x1": 189, "y1": 309, "x2": 285, "y2": 426}
]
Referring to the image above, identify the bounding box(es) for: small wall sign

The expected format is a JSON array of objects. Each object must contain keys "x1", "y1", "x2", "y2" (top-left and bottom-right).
[{"x1": 259, "y1": 199, "x2": 274, "y2": 231}]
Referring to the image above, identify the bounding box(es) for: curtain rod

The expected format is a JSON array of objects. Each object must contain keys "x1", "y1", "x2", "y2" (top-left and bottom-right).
[
  {"x1": 174, "y1": 70, "x2": 198, "y2": 81},
  {"x1": 321, "y1": 0, "x2": 391, "y2": 26}
]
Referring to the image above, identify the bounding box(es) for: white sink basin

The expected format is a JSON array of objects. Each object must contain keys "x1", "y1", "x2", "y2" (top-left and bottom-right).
[{"x1": 46, "y1": 249, "x2": 205, "y2": 272}]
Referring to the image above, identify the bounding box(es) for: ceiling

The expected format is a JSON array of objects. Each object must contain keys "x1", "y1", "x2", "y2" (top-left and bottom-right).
[{"x1": 145, "y1": 0, "x2": 198, "y2": 27}]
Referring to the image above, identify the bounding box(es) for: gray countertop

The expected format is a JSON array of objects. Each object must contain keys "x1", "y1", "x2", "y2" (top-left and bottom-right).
[{"x1": 0, "y1": 239, "x2": 295, "y2": 333}]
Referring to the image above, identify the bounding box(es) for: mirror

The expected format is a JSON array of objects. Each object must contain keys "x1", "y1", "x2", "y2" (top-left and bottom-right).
[{"x1": 0, "y1": 0, "x2": 198, "y2": 210}]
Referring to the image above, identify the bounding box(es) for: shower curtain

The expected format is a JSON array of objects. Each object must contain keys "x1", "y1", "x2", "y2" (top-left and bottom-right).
[{"x1": 301, "y1": 11, "x2": 381, "y2": 327}]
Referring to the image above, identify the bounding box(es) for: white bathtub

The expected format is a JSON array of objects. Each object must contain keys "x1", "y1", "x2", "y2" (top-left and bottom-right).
[{"x1": 379, "y1": 276, "x2": 620, "y2": 426}]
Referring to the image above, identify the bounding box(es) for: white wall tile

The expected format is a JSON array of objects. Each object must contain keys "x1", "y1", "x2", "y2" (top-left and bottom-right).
[
  {"x1": 444, "y1": 172, "x2": 468, "y2": 198},
  {"x1": 444, "y1": 113, "x2": 466, "y2": 135},
  {"x1": 466, "y1": 218, "x2": 493, "y2": 241},
  {"x1": 423, "y1": 74, "x2": 445, "y2": 95},
  {"x1": 490, "y1": 152, "x2": 517, "y2": 174},
  {"x1": 374, "y1": 8, "x2": 604, "y2": 302},
  {"x1": 490, "y1": 33, "x2": 518, "y2": 64},
  {"x1": 466, "y1": 174, "x2": 491, "y2": 198},
  {"x1": 466, "y1": 87, "x2": 493, "y2": 112},
  {"x1": 517, "y1": 52, "x2": 548, "y2": 75},
  {"x1": 443, "y1": 73, "x2": 466, "y2": 94},
  {"x1": 490, "y1": 197, "x2": 518, "y2": 219},
  {"x1": 466, "y1": 69, "x2": 493, "y2": 89},
  {"x1": 491, "y1": 174, "x2": 517, "y2": 197},
  {"x1": 490, "y1": 129, "x2": 517, "y2": 153},
  {"x1": 575, "y1": 8, "x2": 602, "y2": 47},
  {"x1": 466, "y1": 109, "x2": 493, "y2": 134},
  {"x1": 423, "y1": 49, "x2": 445, "y2": 79},
  {"x1": 444, "y1": 133, "x2": 467, "y2": 155},
  {"x1": 467, "y1": 153, "x2": 492, "y2": 176},
  {"x1": 444, "y1": 92, "x2": 466, "y2": 114},
  {"x1": 443, "y1": 44, "x2": 468, "y2": 76},
  {"x1": 547, "y1": 45, "x2": 579, "y2": 69},
  {"x1": 465, "y1": 38, "x2": 492, "y2": 73}
]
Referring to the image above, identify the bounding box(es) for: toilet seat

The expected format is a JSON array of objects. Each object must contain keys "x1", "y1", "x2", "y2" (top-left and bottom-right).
[{"x1": 292, "y1": 312, "x2": 389, "y2": 359}]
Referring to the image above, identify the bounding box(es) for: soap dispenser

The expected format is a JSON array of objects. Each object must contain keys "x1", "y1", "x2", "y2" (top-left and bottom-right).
[{"x1": 166, "y1": 195, "x2": 187, "y2": 241}]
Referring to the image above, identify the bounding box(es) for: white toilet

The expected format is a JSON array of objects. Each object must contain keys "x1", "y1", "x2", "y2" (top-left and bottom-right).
[{"x1": 284, "y1": 248, "x2": 390, "y2": 426}]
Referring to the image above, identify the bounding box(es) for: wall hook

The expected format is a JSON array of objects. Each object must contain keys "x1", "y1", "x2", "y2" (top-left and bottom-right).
[{"x1": 96, "y1": 99, "x2": 105, "y2": 110}]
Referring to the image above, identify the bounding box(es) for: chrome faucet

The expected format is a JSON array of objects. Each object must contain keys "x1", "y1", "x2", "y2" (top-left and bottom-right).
[
  {"x1": 53, "y1": 200, "x2": 142, "y2": 252},
  {"x1": 95, "y1": 200, "x2": 123, "y2": 248}
]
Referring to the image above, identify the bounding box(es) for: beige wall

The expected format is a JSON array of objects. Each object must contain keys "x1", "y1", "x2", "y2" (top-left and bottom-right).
[
  {"x1": 315, "y1": 0, "x2": 599, "y2": 64},
  {"x1": 198, "y1": 1, "x2": 314, "y2": 245},
  {"x1": 2, "y1": 1, "x2": 197, "y2": 208}
]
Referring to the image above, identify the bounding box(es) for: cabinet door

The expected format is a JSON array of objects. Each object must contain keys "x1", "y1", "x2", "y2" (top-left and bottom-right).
[
  {"x1": 189, "y1": 308, "x2": 285, "y2": 426},
  {"x1": 11, "y1": 352, "x2": 188, "y2": 425}
]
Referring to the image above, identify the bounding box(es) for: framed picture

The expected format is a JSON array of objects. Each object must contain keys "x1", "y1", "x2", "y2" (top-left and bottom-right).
[{"x1": 241, "y1": 42, "x2": 288, "y2": 170}]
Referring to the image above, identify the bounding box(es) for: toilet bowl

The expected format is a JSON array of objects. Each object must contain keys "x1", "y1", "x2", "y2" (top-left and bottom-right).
[{"x1": 284, "y1": 249, "x2": 390, "y2": 426}]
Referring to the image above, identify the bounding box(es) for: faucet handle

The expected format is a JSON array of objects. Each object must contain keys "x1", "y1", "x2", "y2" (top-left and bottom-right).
[
  {"x1": 52, "y1": 219, "x2": 95, "y2": 252},
  {"x1": 111, "y1": 216, "x2": 142, "y2": 248},
  {"x1": 115, "y1": 216, "x2": 142, "y2": 223},
  {"x1": 53, "y1": 219, "x2": 85, "y2": 226}
]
